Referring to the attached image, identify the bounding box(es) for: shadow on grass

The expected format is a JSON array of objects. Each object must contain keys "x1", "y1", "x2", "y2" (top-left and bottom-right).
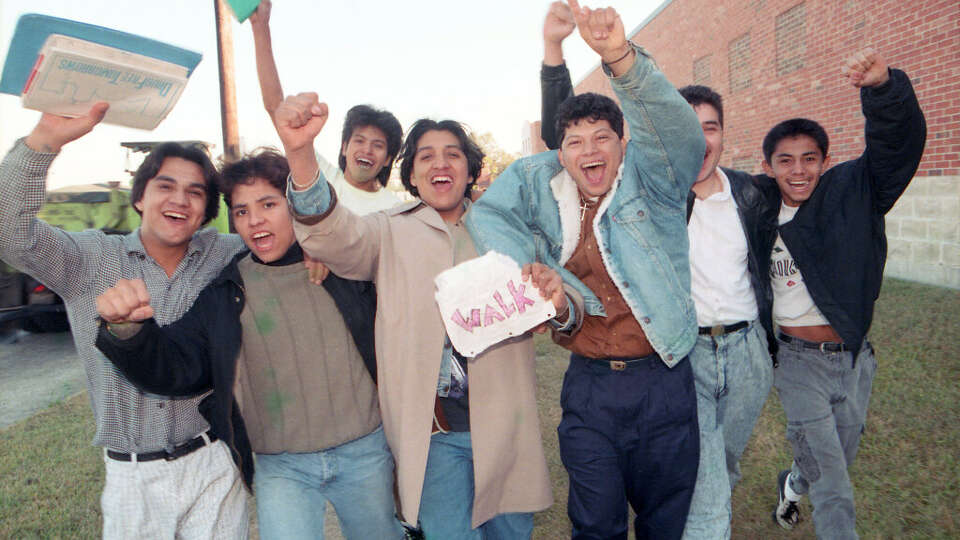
[{"x1": 2, "y1": 278, "x2": 957, "y2": 538}]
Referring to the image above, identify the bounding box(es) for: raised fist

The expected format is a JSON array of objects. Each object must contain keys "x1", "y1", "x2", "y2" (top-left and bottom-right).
[
  {"x1": 841, "y1": 48, "x2": 889, "y2": 88},
  {"x1": 544, "y1": 1, "x2": 576, "y2": 46},
  {"x1": 568, "y1": 0, "x2": 629, "y2": 64},
  {"x1": 96, "y1": 278, "x2": 154, "y2": 323}
]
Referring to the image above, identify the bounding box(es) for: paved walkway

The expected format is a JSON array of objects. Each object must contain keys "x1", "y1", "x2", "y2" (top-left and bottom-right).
[{"x1": 0, "y1": 330, "x2": 85, "y2": 429}]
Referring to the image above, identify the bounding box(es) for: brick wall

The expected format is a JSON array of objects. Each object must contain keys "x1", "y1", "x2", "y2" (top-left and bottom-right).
[{"x1": 564, "y1": 0, "x2": 960, "y2": 288}]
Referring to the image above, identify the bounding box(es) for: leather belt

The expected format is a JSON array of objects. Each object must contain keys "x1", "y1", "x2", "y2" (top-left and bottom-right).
[
  {"x1": 699, "y1": 321, "x2": 749, "y2": 337},
  {"x1": 107, "y1": 432, "x2": 218, "y2": 462},
  {"x1": 586, "y1": 356, "x2": 656, "y2": 371},
  {"x1": 777, "y1": 332, "x2": 849, "y2": 353}
]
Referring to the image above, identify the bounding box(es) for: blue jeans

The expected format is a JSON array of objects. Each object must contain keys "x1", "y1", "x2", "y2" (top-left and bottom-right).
[
  {"x1": 253, "y1": 426, "x2": 402, "y2": 540},
  {"x1": 419, "y1": 431, "x2": 534, "y2": 540},
  {"x1": 774, "y1": 335, "x2": 877, "y2": 540},
  {"x1": 683, "y1": 321, "x2": 772, "y2": 539},
  {"x1": 559, "y1": 353, "x2": 699, "y2": 540}
]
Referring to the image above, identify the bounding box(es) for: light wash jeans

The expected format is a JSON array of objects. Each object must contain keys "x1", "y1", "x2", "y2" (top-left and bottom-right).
[
  {"x1": 419, "y1": 431, "x2": 534, "y2": 540},
  {"x1": 253, "y1": 426, "x2": 402, "y2": 540},
  {"x1": 682, "y1": 321, "x2": 773, "y2": 540},
  {"x1": 774, "y1": 335, "x2": 877, "y2": 540}
]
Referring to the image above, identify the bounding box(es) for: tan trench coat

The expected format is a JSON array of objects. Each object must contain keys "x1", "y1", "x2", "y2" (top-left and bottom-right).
[{"x1": 292, "y1": 197, "x2": 552, "y2": 527}]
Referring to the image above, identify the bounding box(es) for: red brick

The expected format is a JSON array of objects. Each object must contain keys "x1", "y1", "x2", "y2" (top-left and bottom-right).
[{"x1": 564, "y1": 0, "x2": 957, "y2": 178}]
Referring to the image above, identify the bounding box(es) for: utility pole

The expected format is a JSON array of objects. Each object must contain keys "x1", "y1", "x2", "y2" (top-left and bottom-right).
[{"x1": 214, "y1": 0, "x2": 240, "y2": 163}]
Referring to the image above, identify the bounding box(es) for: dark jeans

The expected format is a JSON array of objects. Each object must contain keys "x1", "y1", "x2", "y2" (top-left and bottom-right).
[{"x1": 559, "y1": 353, "x2": 700, "y2": 540}]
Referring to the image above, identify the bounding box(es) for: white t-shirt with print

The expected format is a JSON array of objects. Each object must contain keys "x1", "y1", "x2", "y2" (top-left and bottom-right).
[{"x1": 771, "y1": 203, "x2": 829, "y2": 327}]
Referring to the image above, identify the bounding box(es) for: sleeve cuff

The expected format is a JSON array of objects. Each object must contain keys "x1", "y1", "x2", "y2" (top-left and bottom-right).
[
  {"x1": 547, "y1": 294, "x2": 577, "y2": 333},
  {"x1": 541, "y1": 62, "x2": 570, "y2": 80}
]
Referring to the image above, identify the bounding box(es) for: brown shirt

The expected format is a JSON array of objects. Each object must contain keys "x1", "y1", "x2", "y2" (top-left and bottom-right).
[{"x1": 560, "y1": 200, "x2": 655, "y2": 358}]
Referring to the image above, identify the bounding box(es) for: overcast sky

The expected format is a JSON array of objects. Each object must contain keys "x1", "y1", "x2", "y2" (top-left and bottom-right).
[{"x1": 0, "y1": 0, "x2": 661, "y2": 189}]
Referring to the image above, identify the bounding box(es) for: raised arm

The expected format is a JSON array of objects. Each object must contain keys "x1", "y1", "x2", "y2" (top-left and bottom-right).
[
  {"x1": 0, "y1": 104, "x2": 111, "y2": 298},
  {"x1": 541, "y1": 1, "x2": 576, "y2": 150},
  {"x1": 842, "y1": 48, "x2": 926, "y2": 215},
  {"x1": 274, "y1": 93, "x2": 383, "y2": 281},
  {"x1": 94, "y1": 278, "x2": 215, "y2": 396},
  {"x1": 569, "y1": 0, "x2": 703, "y2": 202},
  {"x1": 249, "y1": 0, "x2": 285, "y2": 119}
]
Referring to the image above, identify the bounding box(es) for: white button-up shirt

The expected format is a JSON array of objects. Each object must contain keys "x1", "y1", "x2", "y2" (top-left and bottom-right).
[{"x1": 687, "y1": 168, "x2": 758, "y2": 327}]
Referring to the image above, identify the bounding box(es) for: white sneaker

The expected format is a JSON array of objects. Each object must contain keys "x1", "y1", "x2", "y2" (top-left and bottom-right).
[{"x1": 773, "y1": 469, "x2": 801, "y2": 530}]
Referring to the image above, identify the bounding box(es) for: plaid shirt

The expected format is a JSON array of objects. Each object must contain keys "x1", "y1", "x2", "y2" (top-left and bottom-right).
[{"x1": 0, "y1": 139, "x2": 245, "y2": 453}]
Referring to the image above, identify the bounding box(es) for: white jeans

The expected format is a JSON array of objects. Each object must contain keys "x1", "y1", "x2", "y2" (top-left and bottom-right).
[{"x1": 101, "y1": 438, "x2": 249, "y2": 539}]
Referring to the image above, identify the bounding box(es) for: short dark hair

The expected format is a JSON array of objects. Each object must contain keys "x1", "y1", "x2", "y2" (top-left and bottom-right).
[
  {"x1": 339, "y1": 104, "x2": 404, "y2": 187},
  {"x1": 762, "y1": 118, "x2": 830, "y2": 163},
  {"x1": 678, "y1": 85, "x2": 724, "y2": 128},
  {"x1": 555, "y1": 92, "x2": 624, "y2": 145},
  {"x1": 218, "y1": 148, "x2": 290, "y2": 208},
  {"x1": 131, "y1": 142, "x2": 221, "y2": 225},
  {"x1": 397, "y1": 119, "x2": 485, "y2": 199}
]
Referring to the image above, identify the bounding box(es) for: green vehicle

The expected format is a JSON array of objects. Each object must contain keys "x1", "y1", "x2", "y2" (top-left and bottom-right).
[{"x1": 0, "y1": 141, "x2": 230, "y2": 333}]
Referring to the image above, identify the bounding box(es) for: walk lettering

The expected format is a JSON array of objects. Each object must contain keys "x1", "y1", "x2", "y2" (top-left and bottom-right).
[{"x1": 450, "y1": 279, "x2": 536, "y2": 333}]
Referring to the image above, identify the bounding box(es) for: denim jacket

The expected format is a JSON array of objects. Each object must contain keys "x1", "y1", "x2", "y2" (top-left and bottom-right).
[{"x1": 466, "y1": 46, "x2": 705, "y2": 366}]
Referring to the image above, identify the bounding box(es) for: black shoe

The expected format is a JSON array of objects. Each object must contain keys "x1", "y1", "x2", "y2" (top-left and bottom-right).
[
  {"x1": 772, "y1": 469, "x2": 801, "y2": 530},
  {"x1": 400, "y1": 518, "x2": 424, "y2": 540}
]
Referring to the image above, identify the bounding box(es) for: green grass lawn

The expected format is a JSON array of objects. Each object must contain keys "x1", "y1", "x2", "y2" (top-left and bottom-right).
[{"x1": 2, "y1": 278, "x2": 957, "y2": 538}]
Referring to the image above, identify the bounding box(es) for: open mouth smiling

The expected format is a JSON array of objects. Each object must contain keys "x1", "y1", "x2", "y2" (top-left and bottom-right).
[
  {"x1": 356, "y1": 158, "x2": 374, "y2": 169},
  {"x1": 581, "y1": 160, "x2": 606, "y2": 184},
  {"x1": 251, "y1": 231, "x2": 274, "y2": 251}
]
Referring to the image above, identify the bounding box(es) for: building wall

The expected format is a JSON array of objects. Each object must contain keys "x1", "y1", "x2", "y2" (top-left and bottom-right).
[{"x1": 568, "y1": 0, "x2": 960, "y2": 288}]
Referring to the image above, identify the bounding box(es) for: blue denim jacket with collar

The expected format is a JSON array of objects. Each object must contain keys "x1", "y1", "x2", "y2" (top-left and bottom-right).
[{"x1": 466, "y1": 46, "x2": 704, "y2": 366}]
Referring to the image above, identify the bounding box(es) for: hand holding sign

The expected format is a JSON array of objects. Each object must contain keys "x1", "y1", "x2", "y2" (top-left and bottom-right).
[
  {"x1": 523, "y1": 262, "x2": 568, "y2": 334},
  {"x1": 435, "y1": 252, "x2": 557, "y2": 357}
]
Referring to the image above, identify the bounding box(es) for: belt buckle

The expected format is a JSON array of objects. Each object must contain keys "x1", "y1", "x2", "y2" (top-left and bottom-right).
[
  {"x1": 609, "y1": 360, "x2": 627, "y2": 371},
  {"x1": 710, "y1": 324, "x2": 725, "y2": 337}
]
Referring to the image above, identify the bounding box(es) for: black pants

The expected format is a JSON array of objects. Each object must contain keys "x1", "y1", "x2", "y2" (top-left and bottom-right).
[{"x1": 558, "y1": 353, "x2": 700, "y2": 540}]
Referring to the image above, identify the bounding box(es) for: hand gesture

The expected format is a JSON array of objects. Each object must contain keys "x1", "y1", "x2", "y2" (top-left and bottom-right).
[
  {"x1": 249, "y1": 0, "x2": 271, "y2": 28},
  {"x1": 544, "y1": 1, "x2": 576, "y2": 45},
  {"x1": 841, "y1": 48, "x2": 889, "y2": 88},
  {"x1": 568, "y1": 0, "x2": 629, "y2": 64},
  {"x1": 96, "y1": 279, "x2": 154, "y2": 323},
  {"x1": 274, "y1": 93, "x2": 329, "y2": 155},
  {"x1": 304, "y1": 254, "x2": 330, "y2": 285},
  {"x1": 522, "y1": 262, "x2": 568, "y2": 313},
  {"x1": 24, "y1": 102, "x2": 109, "y2": 154}
]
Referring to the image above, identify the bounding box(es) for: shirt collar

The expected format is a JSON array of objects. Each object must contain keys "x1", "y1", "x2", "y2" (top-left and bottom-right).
[
  {"x1": 703, "y1": 167, "x2": 733, "y2": 203},
  {"x1": 123, "y1": 227, "x2": 214, "y2": 259},
  {"x1": 251, "y1": 241, "x2": 304, "y2": 266}
]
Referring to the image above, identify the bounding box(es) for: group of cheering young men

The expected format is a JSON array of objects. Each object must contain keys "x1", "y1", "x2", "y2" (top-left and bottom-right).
[{"x1": 0, "y1": 0, "x2": 926, "y2": 538}]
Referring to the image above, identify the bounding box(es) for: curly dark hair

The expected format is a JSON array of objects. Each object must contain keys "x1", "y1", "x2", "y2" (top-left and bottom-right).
[
  {"x1": 397, "y1": 119, "x2": 484, "y2": 199},
  {"x1": 131, "y1": 142, "x2": 221, "y2": 225},
  {"x1": 218, "y1": 148, "x2": 290, "y2": 208},
  {"x1": 339, "y1": 105, "x2": 404, "y2": 187},
  {"x1": 555, "y1": 92, "x2": 624, "y2": 146}
]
